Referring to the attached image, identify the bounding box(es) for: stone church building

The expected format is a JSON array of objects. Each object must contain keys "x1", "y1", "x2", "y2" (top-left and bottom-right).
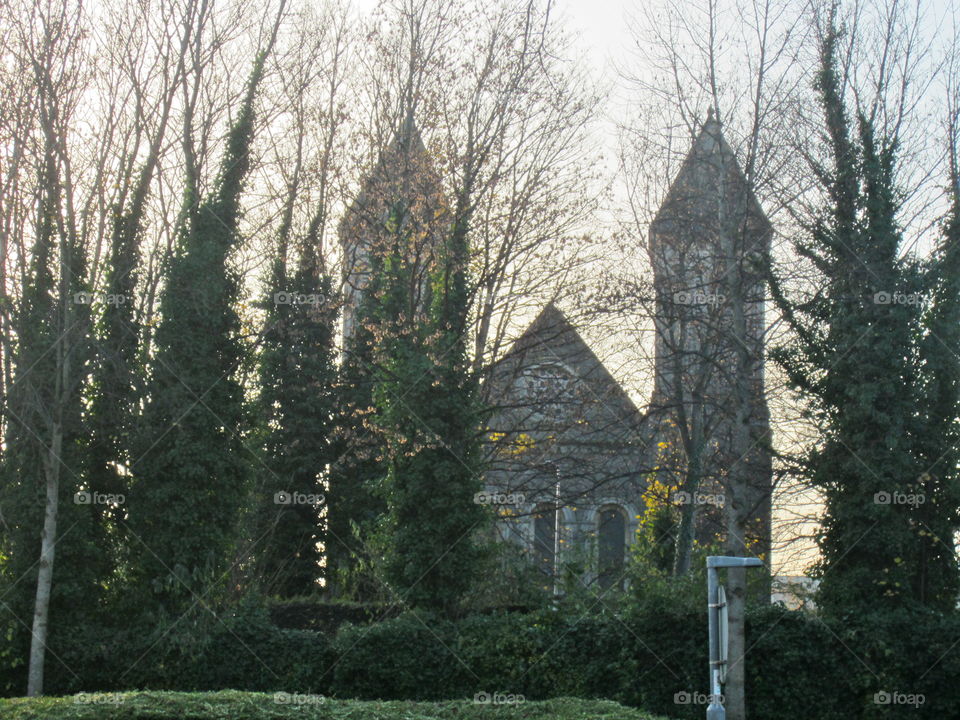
[{"x1": 340, "y1": 113, "x2": 773, "y2": 593}]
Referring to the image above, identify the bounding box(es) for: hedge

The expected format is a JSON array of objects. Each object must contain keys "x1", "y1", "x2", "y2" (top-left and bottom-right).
[
  {"x1": 6, "y1": 601, "x2": 959, "y2": 719},
  {"x1": 40, "y1": 606, "x2": 334, "y2": 696},
  {"x1": 0, "y1": 691, "x2": 672, "y2": 720},
  {"x1": 267, "y1": 598, "x2": 402, "y2": 634}
]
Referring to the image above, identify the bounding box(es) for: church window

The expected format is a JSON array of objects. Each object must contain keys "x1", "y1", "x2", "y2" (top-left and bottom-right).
[
  {"x1": 515, "y1": 364, "x2": 574, "y2": 419},
  {"x1": 598, "y1": 505, "x2": 626, "y2": 590},
  {"x1": 533, "y1": 504, "x2": 557, "y2": 581}
]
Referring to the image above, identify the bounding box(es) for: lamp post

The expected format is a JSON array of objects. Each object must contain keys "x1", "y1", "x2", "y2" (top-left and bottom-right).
[{"x1": 706, "y1": 555, "x2": 763, "y2": 720}]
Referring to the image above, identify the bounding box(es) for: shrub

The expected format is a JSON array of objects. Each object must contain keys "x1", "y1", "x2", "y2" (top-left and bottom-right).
[
  {"x1": 267, "y1": 597, "x2": 401, "y2": 633},
  {"x1": 744, "y1": 604, "x2": 860, "y2": 720},
  {"x1": 838, "y1": 608, "x2": 960, "y2": 719},
  {"x1": 14, "y1": 592, "x2": 960, "y2": 720},
  {"x1": 45, "y1": 606, "x2": 333, "y2": 696},
  {"x1": 0, "y1": 691, "x2": 672, "y2": 720},
  {"x1": 330, "y1": 613, "x2": 471, "y2": 700}
]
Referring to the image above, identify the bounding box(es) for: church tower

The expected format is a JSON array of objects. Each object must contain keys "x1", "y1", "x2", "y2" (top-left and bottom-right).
[
  {"x1": 646, "y1": 113, "x2": 773, "y2": 560},
  {"x1": 338, "y1": 114, "x2": 449, "y2": 345}
]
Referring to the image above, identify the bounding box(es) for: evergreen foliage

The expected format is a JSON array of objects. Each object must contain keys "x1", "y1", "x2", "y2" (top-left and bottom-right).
[
  {"x1": 371, "y1": 188, "x2": 487, "y2": 615},
  {"x1": 83, "y1": 156, "x2": 154, "y2": 595},
  {"x1": 911, "y1": 173, "x2": 960, "y2": 607},
  {"x1": 326, "y1": 275, "x2": 385, "y2": 597},
  {"x1": 254, "y1": 217, "x2": 339, "y2": 597},
  {"x1": 770, "y1": 18, "x2": 960, "y2": 616},
  {"x1": 129, "y1": 52, "x2": 269, "y2": 613},
  {"x1": 0, "y1": 134, "x2": 103, "y2": 691}
]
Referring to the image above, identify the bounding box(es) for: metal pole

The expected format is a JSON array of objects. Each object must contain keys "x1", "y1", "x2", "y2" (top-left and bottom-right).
[
  {"x1": 706, "y1": 564, "x2": 724, "y2": 720},
  {"x1": 553, "y1": 469, "x2": 560, "y2": 600},
  {"x1": 705, "y1": 556, "x2": 762, "y2": 720}
]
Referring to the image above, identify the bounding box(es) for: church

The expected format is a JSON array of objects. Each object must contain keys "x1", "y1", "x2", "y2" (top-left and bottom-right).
[{"x1": 339, "y1": 112, "x2": 773, "y2": 592}]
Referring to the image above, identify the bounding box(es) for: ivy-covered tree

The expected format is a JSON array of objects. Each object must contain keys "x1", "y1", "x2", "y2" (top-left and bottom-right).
[
  {"x1": 372, "y1": 194, "x2": 487, "y2": 616},
  {"x1": 129, "y1": 50, "x2": 270, "y2": 614},
  {"x1": 0, "y1": 24, "x2": 101, "y2": 690},
  {"x1": 254, "y1": 214, "x2": 339, "y2": 598},
  {"x1": 326, "y1": 276, "x2": 385, "y2": 598},
  {"x1": 83, "y1": 129, "x2": 165, "y2": 590},
  {"x1": 771, "y1": 17, "x2": 960, "y2": 617},
  {"x1": 911, "y1": 159, "x2": 960, "y2": 609},
  {"x1": 326, "y1": 117, "x2": 440, "y2": 599}
]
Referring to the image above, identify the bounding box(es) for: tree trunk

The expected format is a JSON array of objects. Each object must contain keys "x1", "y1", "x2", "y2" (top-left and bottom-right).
[
  {"x1": 27, "y1": 428, "x2": 62, "y2": 697},
  {"x1": 719, "y1": 162, "x2": 757, "y2": 720},
  {"x1": 673, "y1": 448, "x2": 702, "y2": 576}
]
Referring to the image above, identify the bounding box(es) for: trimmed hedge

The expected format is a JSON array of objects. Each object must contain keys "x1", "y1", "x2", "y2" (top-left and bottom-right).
[
  {"x1": 9, "y1": 601, "x2": 960, "y2": 719},
  {"x1": 267, "y1": 598, "x2": 402, "y2": 634},
  {"x1": 0, "y1": 691, "x2": 671, "y2": 720},
  {"x1": 45, "y1": 607, "x2": 334, "y2": 696}
]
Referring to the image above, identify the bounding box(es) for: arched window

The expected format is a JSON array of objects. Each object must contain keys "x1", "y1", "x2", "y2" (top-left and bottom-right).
[
  {"x1": 533, "y1": 504, "x2": 557, "y2": 582},
  {"x1": 598, "y1": 505, "x2": 626, "y2": 590}
]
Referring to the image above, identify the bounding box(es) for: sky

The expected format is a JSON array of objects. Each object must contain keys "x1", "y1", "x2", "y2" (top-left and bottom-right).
[{"x1": 554, "y1": 0, "x2": 634, "y2": 71}]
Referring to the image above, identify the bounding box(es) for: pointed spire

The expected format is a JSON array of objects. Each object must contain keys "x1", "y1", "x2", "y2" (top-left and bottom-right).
[
  {"x1": 395, "y1": 107, "x2": 426, "y2": 156},
  {"x1": 703, "y1": 106, "x2": 721, "y2": 136},
  {"x1": 650, "y1": 109, "x2": 770, "y2": 237}
]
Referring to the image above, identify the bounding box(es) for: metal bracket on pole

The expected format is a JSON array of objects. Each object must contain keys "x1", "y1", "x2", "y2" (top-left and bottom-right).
[{"x1": 705, "y1": 556, "x2": 763, "y2": 720}]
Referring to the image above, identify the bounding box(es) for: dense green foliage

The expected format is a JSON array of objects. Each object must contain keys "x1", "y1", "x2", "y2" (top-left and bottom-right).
[
  {"x1": 325, "y1": 265, "x2": 385, "y2": 598},
  {"x1": 129, "y1": 54, "x2": 268, "y2": 613},
  {"x1": 770, "y1": 17, "x2": 960, "y2": 617},
  {"x1": 0, "y1": 691, "x2": 668, "y2": 720},
  {"x1": 911, "y1": 174, "x2": 960, "y2": 606},
  {"x1": 254, "y1": 220, "x2": 339, "y2": 597},
  {"x1": 370, "y1": 199, "x2": 487, "y2": 614},
  {"x1": 82, "y1": 149, "x2": 155, "y2": 598},
  {"x1": 40, "y1": 606, "x2": 333, "y2": 696},
  {"x1": 0, "y1": 125, "x2": 101, "y2": 692},
  {"x1": 10, "y1": 595, "x2": 960, "y2": 718}
]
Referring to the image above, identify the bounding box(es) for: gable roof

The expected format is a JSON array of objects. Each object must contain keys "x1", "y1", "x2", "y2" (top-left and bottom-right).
[{"x1": 501, "y1": 302, "x2": 643, "y2": 422}]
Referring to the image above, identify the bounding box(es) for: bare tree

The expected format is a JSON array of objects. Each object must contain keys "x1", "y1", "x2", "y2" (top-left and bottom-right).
[
  {"x1": 326, "y1": 0, "x2": 609, "y2": 596},
  {"x1": 613, "y1": 0, "x2": 812, "y2": 717}
]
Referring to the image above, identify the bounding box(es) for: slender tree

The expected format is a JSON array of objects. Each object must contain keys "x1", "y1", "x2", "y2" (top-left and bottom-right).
[
  {"x1": 130, "y1": 37, "x2": 278, "y2": 613},
  {"x1": 770, "y1": 13, "x2": 943, "y2": 617},
  {"x1": 0, "y1": 0, "x2": 101, "y2": 694},
  {"x1": 371, "y1": 196, "x2": 487, "y2": 615},
  {"x1": 910, "y1": 116, "x2": 960, "y2": 610},
  {"x1": 254, "y1": 215, "x2": 339, "y2": 597}
]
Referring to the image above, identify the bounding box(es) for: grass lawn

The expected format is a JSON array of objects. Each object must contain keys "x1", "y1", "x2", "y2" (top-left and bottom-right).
[{"x1": 0, "y1": 690, "x2": 674, "y2": 719}]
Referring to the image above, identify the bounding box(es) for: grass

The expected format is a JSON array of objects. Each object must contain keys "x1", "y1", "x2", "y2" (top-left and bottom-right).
[{"x1": 0, "y1": 690, "x2": 674, "y2": 719}]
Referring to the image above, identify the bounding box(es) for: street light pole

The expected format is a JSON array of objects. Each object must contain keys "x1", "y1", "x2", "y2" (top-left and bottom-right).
[{"x1": 705, "y1": 556, "x2": 763, "y2": 720}]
